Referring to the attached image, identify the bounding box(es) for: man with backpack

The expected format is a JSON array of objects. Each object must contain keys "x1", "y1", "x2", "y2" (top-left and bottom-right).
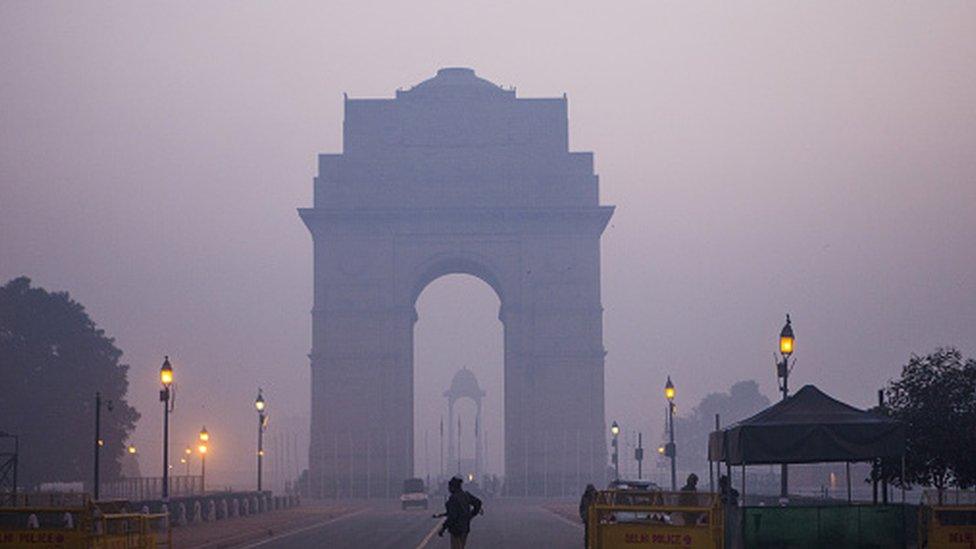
[{"x1": 435, "y1": 476, "x2": 483, "y2": 549}]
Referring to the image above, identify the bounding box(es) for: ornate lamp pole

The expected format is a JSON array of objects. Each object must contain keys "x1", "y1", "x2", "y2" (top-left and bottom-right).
[
  {"x1": 777, "y1": 315, "x2": 795, "y2": 499},
  {"x1": 665, "y1": 376, "x2": 676, "y2": 491},
  {"x1": 610, "y1": 421, "x2": 620, "y2": 480},
  {"x1": 159, "y1": 357, "x2": 174, "y2": 500},
  {"x1": 255, "y1": 389, "x2": 267, "y2": 492},
  {"x1": 198, "y1": 426, "x2": 209, "y2": 492},
  {"x1": 93, "y1": 392, "x2": 113, "y2": 500}
]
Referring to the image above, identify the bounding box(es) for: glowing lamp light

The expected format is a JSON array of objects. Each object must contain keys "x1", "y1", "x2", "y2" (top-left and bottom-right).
[
  {"x1": 658, "y1": 446, "x2": 665, "y2": 455},
  {"x1": 779, "y1": 314, "x2": 795, "y2": 356},
  {"x1": 160, "y1": 356, "x2": 173, "y2": 386},
  {"x1": 127, "y1": 445, "x2": 137, "y2": 454},
  {"x1": 255, "y1": 390, "x2": 266, "y2": 412},
  {"x1": 665, "y1": 376, "x2": 675, "y2": 402},
  {"x1": 610, "y1": 421, "x2": 620, "y2": 437},
  {"x1": 198, "y1": 444, "x2": 208, "y2": 455},
  {"x1": 199, "y1": 427, "x2": 209, "y2": 443},
  {"x1": 467, "y1": 473, "x2": 474, "y2": 482}
]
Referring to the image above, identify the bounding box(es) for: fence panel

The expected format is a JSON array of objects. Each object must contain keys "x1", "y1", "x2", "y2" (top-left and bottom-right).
[{"x1": 743, "y1": 505, "x2": 909, "y2": 548}]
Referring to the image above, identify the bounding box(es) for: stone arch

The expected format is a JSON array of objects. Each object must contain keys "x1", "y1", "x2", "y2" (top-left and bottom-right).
[
  {"x1": 406, "y1": 253, "x2": 509, "y2": 310},
  {"x1": 300, "y1": 68, "x2": 613, "y2": 497}
]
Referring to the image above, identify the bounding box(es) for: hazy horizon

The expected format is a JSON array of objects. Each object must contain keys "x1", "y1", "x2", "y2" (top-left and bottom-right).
[{"x1": 2, "y1": 1, "x2": 974, "y2": 489}]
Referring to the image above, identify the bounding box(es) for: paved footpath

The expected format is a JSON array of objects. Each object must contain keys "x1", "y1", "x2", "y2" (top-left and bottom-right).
[
  {"x1": 172, "y1": 503, "x2": 359, "y2": 548},
  {"x1": 210, "y1": 498, "x2": 582, "y2": 549}
]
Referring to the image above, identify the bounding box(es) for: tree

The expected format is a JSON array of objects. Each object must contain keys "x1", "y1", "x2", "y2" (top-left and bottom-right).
[
  {"x1": 662, "y1": 380, "x2": 771, "y2": 474},
  {"x1": 0, "y1": 277, "x2": 140, "y2": 489},
  {"x1": 880, "y1": 348, "x2": 976, "y2": 490}
]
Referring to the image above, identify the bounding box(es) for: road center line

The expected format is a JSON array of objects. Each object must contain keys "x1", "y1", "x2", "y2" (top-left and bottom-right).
[
  {"x1": 235, "y1": 507, "x2": 370, "y2": 549},
  {"x1": 415, "y1": 519, "x2": 442, "y2": 549}
]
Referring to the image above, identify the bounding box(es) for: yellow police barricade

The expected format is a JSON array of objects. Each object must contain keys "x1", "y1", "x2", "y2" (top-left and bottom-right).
[
  {"x1": 920, "y1": 489, "x2": 976, "y2": 549},
  {"x1": 587, "y1": 490, "x2": 723, "y2": 549},
  {"x1": 0, "y1": 504, "x2": 170, "y2": 548}
]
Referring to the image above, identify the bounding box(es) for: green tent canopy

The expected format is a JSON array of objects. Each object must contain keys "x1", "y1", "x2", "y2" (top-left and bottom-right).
[{"x1": 708, "y1": 385, "x2": 904, "y2": 466}]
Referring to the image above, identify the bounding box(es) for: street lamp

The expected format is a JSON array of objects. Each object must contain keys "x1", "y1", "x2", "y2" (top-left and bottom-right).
[
  {"x1": 159, "y1": 357, "x2": 174, "y2": 500},
  {"x1": 93, "y1": 392, "x2": 113, "y2": 501},
  {"x1": 127, "y1": 445, "x2": 137, "y2": 455},
  {"x1": 665, "y1": 376, "x2": 677, "y2": 491},
  {"x1": 198, "y1": 427, "x2": 209, "y2": 492},
  {"x1": 183, "y1": 447, "x2": 192, "y2": 475},
  {"x1": 776, "y1": 314, "x2": 795, "y2": 499},
  {"x1": 610, "y1": 421, "x2": 620, "y2": 480},
  {"x1": 255, "y1": 389, "x2": 267, "y2": 492}
]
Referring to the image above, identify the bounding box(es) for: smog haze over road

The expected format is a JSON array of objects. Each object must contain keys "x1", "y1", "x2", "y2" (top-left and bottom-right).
[{"x1": 1, "y1": 2, "x2": 974, "y2": 488}]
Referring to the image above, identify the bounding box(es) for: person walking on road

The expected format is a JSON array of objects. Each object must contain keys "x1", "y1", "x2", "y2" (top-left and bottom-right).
[
  {"x1": 436, "y1": 476, "x2": 483, "y2": 549},
  {"x1": 578, "y1": 484, "x2": 597, "y2": 547}
]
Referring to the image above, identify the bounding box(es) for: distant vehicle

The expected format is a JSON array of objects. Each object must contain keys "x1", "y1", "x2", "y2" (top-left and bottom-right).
[
  {"x1": 607, "y1": 479, "x2": 660, "y2": 491},
  {"x1": 400, "y1": 478, "x2": 429, "y2": 510},
  {"x1": 605, "y1": 479, "x2": 665, "y2": 524}
]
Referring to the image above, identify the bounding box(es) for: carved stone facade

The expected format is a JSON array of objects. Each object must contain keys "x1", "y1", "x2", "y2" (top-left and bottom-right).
[{"x1": 299, "y1": 68, "x2": 613, "y2": 497}]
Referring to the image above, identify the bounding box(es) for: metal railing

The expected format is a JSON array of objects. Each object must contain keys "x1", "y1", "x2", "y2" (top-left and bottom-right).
[{"x1": 100, "y1": 475, "x2": 203, "y2": 501}]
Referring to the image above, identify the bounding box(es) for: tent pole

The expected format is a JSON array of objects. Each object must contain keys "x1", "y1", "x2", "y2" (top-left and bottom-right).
[
  {"x1": 710, "y1": 414, "x2": 719, "y2": 493},
  {"x1": 901, "y1": 454, "x2": 906, "y2": 504},
  {"x1": 846, "y1": 462, "x2": 852, "y2": 503},
  {"x1": 708, "y1": 460, "x2": 713, "y2": 492},
  {"x1": 741, "y1": 464, "x2": 746, "y2": 503}
]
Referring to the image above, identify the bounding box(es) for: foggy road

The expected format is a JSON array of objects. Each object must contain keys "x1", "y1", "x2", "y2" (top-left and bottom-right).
[{"x1": 237, "y1": 499, "x2": 582, "y2": 549}]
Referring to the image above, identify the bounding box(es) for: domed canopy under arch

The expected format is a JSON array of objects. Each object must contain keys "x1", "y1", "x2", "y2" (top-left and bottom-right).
[{"x1": 444, "y1": 367, "x2": 486, "y2": 403}]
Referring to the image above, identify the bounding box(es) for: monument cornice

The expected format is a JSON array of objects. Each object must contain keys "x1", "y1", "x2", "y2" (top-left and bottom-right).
[{"x1": 298, "y1": 206, "x2": 614, "y2": 235}]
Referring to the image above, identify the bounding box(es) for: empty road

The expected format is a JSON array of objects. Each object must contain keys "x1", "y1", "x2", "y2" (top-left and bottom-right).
[{"x1": 237, "y1": 498, "x2": 582, "y2": 549}]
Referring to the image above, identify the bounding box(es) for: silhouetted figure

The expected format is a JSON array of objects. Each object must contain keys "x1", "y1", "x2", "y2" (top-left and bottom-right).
[
  {"x1": 719, "y1": 474, "x2": 741, "y2": 549},
  {"x1": 436, "y1": 476, "x2": 482, "y2": 549},
  {"x1": 719, "y1": 475, "x2": 738, "y2": 506},
  {"x1": 579, "y1": 483, "x2": 597, "y2": 546},
  {"x1": 679, "y1": 473, "x2": 700, "y2": 525}
]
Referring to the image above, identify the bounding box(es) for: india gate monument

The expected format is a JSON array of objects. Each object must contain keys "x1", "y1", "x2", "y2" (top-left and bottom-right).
[{"x1": 299, "y1": 68, "x2": 614, "y2": 497}]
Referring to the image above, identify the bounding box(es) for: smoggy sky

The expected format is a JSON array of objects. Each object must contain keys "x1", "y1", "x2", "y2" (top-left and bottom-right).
[{"x1": 2, "y1": 2, "x2": 974, "y2": 488}]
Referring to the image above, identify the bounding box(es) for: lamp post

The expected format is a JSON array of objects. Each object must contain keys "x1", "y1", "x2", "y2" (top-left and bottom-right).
[
  {"x1": 183, "y1": 448, "x2": 192, "y2": 475},
  {"x1": 255, "y1": 389, "x2": 266, "y2": 492},
  {"x1": 93, "y1": 392, "x2": 113, "y2": 501},
  {"x1": 159, "y1": 357, "x2": 174, "y2": 500},
  {"x1": 635, "y1": 432, "x2": 644, "y2": 480},
  {"x1": 610, "y1": 421, "x2": 620, "y2": 480},
  {"x1": 665, "y1": 376, "x2": 676, "y2": 491},
  {"x1": 776, "y1": 315, "x2": 795, "y2": 499},
  {"x1": 198, "y1": 427, "x2": 209, "y2": 492}
]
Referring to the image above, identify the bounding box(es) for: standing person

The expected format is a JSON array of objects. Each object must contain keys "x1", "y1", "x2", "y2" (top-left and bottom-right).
[
  {"x1": 436, "y1": 476, "x2": 482, "y2": 549},
  {"x1": 679, "y1": 473, "x2": 700, "y2": 525},
  {"x1": 718, "y1": 475, "x2": 738, "y2": 507},
  {"x1": 718, "y1": 475, "x2": 740, "y2": 549},
  {"x1": 578, "y1": 484, "x2": 597, "y2": 547}
]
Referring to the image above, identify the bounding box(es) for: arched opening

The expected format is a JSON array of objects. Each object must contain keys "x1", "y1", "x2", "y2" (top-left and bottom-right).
[{"x1": 413, "y1": 274, "x2": 505, "y2": 487}]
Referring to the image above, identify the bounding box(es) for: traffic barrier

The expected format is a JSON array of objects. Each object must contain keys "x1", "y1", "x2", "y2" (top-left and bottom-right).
[
  {"x1": 0, "y1": 505, "x2": 171, "y2": 548},
  {"x1": 920, "y1": 490, "x2": 976, "y2": 548},
  {"x1": 586, "y1": 490, "x2": 723, "y2": 549}
]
